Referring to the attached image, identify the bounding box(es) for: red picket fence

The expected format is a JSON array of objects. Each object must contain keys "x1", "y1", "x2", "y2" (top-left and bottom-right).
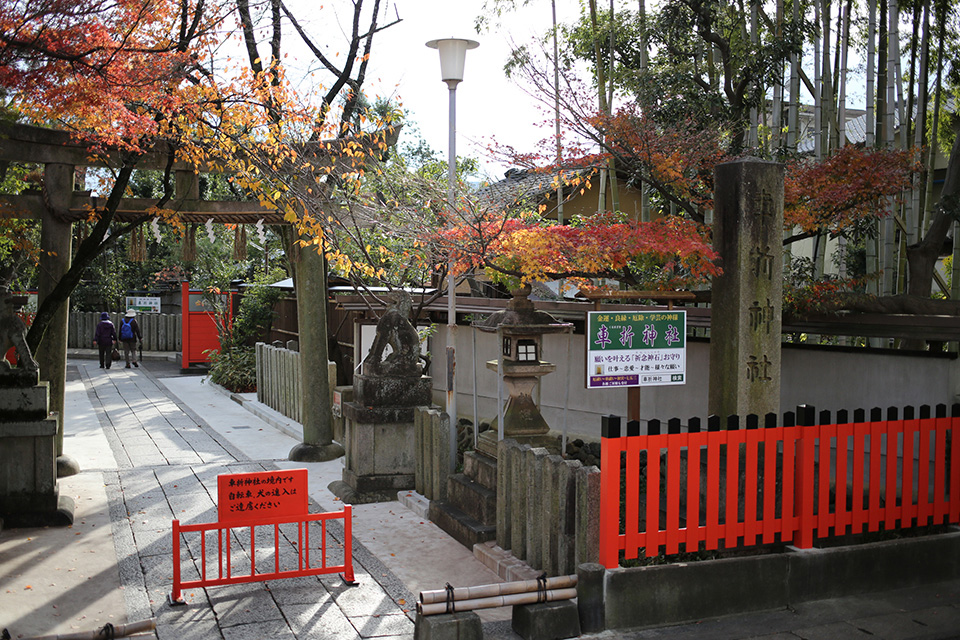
[
  {"x1": 169, "y1": 505, "x2": 354, "y2": 603},
  {"x1": 598, "y1": 405, "x2": 960, "y2": 569}
]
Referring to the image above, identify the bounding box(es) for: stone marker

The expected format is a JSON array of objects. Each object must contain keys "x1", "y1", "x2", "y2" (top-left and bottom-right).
[
  {"x1": 709, "y1": 158, "x2": 785, "y2": 420},
  {"x1": 576, "y1": 563, "x2": 606, "y2": 632}
]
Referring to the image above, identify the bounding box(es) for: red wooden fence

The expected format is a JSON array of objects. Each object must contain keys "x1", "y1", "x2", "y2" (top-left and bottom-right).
[{"x1": 598, "y1": 405, "x2": 960, "y2": 569}]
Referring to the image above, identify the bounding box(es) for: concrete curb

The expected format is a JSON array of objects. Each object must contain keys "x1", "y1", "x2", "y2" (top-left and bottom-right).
[
  {"x1": 604, "y1": 527, "x2": 960, "y2": 630},
  {"x1": 205, "y1": 377, "x2": 305, "y2": 441},
  {"x1": 67, "y1": 348, "x2": 178, "y2": 362}
]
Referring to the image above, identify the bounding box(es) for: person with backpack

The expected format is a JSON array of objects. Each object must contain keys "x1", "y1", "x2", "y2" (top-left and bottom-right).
[
  {"x1": 93, "y1": 311, "x2": 117, "y2": 369},
  {"x1": 119, "y1": 309, "x2": 143, "y2": 368}
]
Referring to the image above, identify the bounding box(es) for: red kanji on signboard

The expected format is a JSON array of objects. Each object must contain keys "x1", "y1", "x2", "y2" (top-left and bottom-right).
[{"x1": 217, "y1": 469, "x2": 309, "y2": 522}]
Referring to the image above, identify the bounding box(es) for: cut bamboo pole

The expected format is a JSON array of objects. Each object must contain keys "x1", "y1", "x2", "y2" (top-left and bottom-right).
[
  {"x1": 16, "y1": 619, "x2": 156, "y2": 640},
  {"x1": 417, "y1": 588, "x2": 578, "y2": 616},
  {"x1": 419, "y1": 575, "x2": 577, "y2": 605}
]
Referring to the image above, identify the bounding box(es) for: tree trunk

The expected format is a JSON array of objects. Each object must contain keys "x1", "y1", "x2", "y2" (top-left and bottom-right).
[
  {"x1": 905, "y1": 123, "x2": 960, "y2": 298},
  {"x1": 923, "y1": 0, "x2": 946, "y2": 236},
  {"x1": 553, "y1": 0, "x2": 564, "y2": 223},
  {"x1": 866, "y1": 0, "x2": 877, "y2": 147},
  {"x1": 787, "y1": 0, "x2": 800, "y2": 151}
]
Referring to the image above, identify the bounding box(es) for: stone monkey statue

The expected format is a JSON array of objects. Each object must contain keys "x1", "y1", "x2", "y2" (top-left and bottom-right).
[{"x1": 363, "y1": 291, "x2": 422, "y2": 377}]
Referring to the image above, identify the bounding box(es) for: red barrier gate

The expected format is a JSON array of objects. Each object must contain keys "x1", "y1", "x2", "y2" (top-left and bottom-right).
[
  {"x1": 170, "y1": 506, "x2": 355, "y2": 603},
  {"x1": 599, "y1": 404, "x2": 960, "y2": 569},
  {"x1": 170, "y1": 469, "x2": 355, "y2": 603}
]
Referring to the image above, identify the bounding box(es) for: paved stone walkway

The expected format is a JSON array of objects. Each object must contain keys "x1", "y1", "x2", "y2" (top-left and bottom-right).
[{"x1": 78, "y1": 361, "x2": 417, "y2": 640}]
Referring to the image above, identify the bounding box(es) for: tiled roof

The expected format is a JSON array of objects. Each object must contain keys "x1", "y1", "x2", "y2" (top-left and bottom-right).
[{"x1": 474, "y1": 168, "x2": 578, "y2": 212}]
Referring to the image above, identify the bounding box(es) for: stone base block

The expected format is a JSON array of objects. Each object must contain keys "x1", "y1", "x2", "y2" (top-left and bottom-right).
[
  {"x1": 414, "y1": 611, "x2": 482, "y2": 640},
  {"x1": 0, "y1": 368, "x2": 39, "y2": 388},
  {"x1": 353, "y1": 373, "x2": 432, "y2": 408},
  {"x1": 463, "y1": 451, "x2": 497, "y2": 490},
  {"x1": 429, "y1": 500, "x2": 495, "y2": 550},
  {"x1": 447, "y1": 474, "x2": 496, "y2": 524},
  {"x1": 474, "y1": 541, "x2": 540, "y2": 582},
  {"x1": 0, "y1": 384, "x2": 50, "y2": 420},
  {"x1": 327, "y1": 469, "x2": 413, "y2": 504},
  {"x1": 476, "y1": 431, "x2": 558, "y2": 459},
  {"x1": 511, "y1": 600, "x2": 580, "y2": 640},
  {"x1": 343, "y1": 418, "x2": 415, "y2": 478},
  {"x1": 329, "y1": 477, "x2": 409, "y2": 505},
  {"x1": 342, "y1": 468, "x2": 414, "y2": 492},
  {"x1": 0, "y1": 492, "x2": 74, "y2": 529}
]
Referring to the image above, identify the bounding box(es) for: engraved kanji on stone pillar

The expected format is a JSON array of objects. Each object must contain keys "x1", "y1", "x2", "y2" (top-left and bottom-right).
[{"x1": 709, "y1": 158, "x2": 784, "y2": 420}]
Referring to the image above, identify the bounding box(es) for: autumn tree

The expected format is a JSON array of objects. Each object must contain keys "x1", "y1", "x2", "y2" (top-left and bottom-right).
[
  {"x1": 490, "y1": 0, "x2": 960, "y2": 327},
  {"x1": 0, "y1": 0, "x2": 402, "y2": 351}
]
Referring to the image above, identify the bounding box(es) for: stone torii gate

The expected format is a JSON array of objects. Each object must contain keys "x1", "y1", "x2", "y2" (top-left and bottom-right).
[{"x1": 0, "y1": 121, "x2": 396, "y2": 472}]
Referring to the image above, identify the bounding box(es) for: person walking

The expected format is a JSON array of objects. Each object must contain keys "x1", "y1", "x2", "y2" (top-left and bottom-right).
[
  {"x1": 94, "y1": 311, "x2": 117, "y2": 369},
  {"x1": 119, "y1": 309, "x2": 143, "y2": 368}
]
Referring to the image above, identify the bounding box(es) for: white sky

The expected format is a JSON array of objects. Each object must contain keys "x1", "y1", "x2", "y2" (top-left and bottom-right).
[
  {"x1": 270, "y1": 1, "x2": 879, "y2": 179},
  {"x1": 367, "y1": 1, "x2": 566, "y2": 180},
  {"x1": 281, "y1": 0, "x2": 578, "y2": 180}
]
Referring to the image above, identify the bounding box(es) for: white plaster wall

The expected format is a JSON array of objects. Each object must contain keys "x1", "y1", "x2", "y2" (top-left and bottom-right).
[{"x1": 430, "y1": 325, "x2": 958, "y2": 441}]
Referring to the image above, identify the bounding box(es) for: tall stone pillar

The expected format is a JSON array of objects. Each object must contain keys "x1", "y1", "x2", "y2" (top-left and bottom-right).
[
  {"x1": 288, "y1": 235, "x2": 344, "y2": 462},
  {"x1": 37, "y1": 163, "x2": 78, "y2": 475},
  {"x1": 709, "y1": 158, "x2": 784, "y2": 420}
]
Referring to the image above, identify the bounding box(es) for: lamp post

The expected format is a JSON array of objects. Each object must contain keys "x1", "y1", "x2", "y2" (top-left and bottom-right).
[{"x1": 426, "y1": 37, "x2": 478, "y2": 471}]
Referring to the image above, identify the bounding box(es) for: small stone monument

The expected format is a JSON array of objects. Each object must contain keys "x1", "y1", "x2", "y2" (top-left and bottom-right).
[
  {"x1": 429, "y1": 285, "x2": 572, "y2": 549},
  {"x1": 0, "y1": 287, "x2": 74, "y2": 527},
  {"x1": 709, "y1": 158, "x2": 785, "y2": 419},
  {"x1": 329, "y1": 292, "x2": 431, "y2": 503}
]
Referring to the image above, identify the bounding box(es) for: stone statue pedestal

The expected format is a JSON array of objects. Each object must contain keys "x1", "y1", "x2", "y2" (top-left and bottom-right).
[
  {"x1": 0, "y1": 371, "x2": 74, "y2": 528},
  {"x1": 329, "y1": 368, "x2": 432, "y2": 504},
  {"x1": 476, "y1": 359, "x2": 560, "y2": 458}
]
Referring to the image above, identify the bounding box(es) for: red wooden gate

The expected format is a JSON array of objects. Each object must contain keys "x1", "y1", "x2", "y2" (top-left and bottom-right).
[{"x1": 180, "y1": 282, "x2": 235, "y2": 369}]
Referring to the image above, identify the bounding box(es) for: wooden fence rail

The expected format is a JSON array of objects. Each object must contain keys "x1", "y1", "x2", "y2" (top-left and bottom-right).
[
  {"x1": 599, "y1": 404, "x2": 960, "y2": 569},
  {"x1": 68, "y1": 311, "x2": 181, "y2": 351},
  {"x1": 255, "y1": 342, "x2": 302, "y2": 423}
]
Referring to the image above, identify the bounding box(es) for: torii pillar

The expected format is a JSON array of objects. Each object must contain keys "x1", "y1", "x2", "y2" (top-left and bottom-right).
[
  {"x1": 37, "y1": 163, "x2": 79, "y2": 476},
  {"x1": 287, "y1": 232, "x2": 345, "y2": 462}
]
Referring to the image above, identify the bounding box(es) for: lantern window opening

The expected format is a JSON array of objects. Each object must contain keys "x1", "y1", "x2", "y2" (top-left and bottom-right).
[{"x1": 517, "y1": 340, "x2": 538, "y2": 362}]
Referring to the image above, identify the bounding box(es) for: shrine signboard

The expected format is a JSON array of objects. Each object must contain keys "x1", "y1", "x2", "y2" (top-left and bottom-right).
[{"x1": 586, "y1": 310, "x2": 687, "y2": 388}]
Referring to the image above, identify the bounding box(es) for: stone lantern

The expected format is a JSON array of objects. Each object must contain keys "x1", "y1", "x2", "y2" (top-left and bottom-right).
[{"x1": 475, "y1": 285, "x2": 572, "y2": 458}]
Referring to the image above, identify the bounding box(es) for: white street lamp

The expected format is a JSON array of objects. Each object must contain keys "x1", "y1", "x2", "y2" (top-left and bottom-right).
[{"x1": 426, "y1": 37, "x2": 478, "y2": 472}]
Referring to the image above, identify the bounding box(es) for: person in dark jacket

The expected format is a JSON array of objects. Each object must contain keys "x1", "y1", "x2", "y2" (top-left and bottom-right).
[
  {"x1": 94, "y1": 311, "x2": 117, "y2": 369},
  {"x1": 119, "y1": 309, "x2": 143, "y2": 368}
]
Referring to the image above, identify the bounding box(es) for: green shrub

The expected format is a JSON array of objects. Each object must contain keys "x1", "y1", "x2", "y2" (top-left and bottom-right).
[{"x1": 207, "y1": 345, "x2": 257, "y2": 393}]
